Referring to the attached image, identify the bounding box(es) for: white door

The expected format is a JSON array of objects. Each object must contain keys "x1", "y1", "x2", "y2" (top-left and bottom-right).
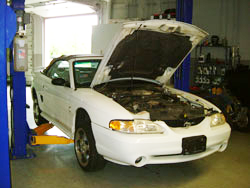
[{"x1": 43, "y1": 60, "x2": 73, "y2": 132}]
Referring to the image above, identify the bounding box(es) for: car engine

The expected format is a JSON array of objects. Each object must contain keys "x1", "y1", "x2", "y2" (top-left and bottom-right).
[{"x1": 94, "y1": 80, "x2": 205, "y2": 127}]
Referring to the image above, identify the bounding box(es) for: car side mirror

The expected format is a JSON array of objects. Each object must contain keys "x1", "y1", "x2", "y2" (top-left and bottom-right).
[{"x1": 51, "y1": 78, "x2": 65, "y2": 86}]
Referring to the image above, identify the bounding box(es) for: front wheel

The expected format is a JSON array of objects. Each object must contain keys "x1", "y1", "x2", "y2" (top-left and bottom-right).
[
  {"x1": 33, "y1": 98, "x2": 48, "y2": 126},
  {"x1": 74, "y1": 118, "x2": 106, "y2": 171}
]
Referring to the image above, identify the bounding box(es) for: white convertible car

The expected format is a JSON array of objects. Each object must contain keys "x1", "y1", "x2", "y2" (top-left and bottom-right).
[{"x1": 32, "y1": 20, "x2": 231, "y2": 171}]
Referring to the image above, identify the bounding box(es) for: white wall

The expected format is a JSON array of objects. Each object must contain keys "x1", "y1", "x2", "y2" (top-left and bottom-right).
[{"x1": 32, "y1": 14, "x2": 45, "y2": 71}]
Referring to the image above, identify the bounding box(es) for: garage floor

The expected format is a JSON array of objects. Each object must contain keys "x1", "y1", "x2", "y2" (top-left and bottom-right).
[{"x1": 10, "y1": 87, "x2": 250, "y2": 188}]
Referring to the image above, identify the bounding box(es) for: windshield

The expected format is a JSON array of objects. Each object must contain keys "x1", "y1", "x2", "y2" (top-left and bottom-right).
[{"x1": 73, "y1": 60, "x2": 101, "y2": 88}]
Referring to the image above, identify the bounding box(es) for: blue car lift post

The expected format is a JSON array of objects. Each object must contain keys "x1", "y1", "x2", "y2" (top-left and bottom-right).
[
  {"x1": 1, "y1": 0, "x2": 32, "y2": 186},
  {"x1": 0, "y1": 1, "x2": 11, "y2": 187},
  {"x1": 174, "y1": 0, "x2": 193, "y2": 92},
  {"x1": 0, "y1": 0, "x2": 18, "y2": 187},
  {"x1": 10, "y1": 0, "x2": 35, "y2": 160},
  {"x1": 8, "y1": 0, "x2": 74, "y2": 155},
  {"x1": 1, "y1": 1, "x2": 74, "y2": 186}
]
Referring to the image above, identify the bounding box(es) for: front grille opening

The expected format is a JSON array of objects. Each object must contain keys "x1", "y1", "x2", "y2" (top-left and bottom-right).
[{"x1": 163, "y1": 116, "x2": 205, "y2": 128}]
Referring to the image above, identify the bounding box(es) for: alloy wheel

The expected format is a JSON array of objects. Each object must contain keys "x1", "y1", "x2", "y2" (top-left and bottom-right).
[{"x1": 75, "y1": 128, "x2": 90, "y2": 167}]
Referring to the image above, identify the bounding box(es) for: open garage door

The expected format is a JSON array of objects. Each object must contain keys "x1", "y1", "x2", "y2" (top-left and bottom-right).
[
  {"x1": 44, "y1": 14, "x2": 98, "y2": 66},
  {"x1": 25, "y1": 0, "x2": 99, "y2": 72}
]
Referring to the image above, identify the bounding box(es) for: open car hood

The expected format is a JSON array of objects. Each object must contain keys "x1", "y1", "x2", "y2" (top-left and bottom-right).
[{"x1": 91, "y1": 20, "x2": 208, "y2": 87}]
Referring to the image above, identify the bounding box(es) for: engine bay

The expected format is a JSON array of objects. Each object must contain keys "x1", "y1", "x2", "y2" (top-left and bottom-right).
[{"x1": 94, "y1": 79, "x2": 206, "y2": 127}]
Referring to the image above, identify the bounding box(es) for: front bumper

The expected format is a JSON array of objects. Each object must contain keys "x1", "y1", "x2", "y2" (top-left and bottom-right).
[{"x1": 92, "y1": 119, "x2": 231, "y2": 167}]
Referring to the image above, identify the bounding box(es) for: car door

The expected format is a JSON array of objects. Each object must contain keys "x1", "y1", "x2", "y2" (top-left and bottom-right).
[{"x1": 44, "y1": 60, "x2": 73, "y2": 133}]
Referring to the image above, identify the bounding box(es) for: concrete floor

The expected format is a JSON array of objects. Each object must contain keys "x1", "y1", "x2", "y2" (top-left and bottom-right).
[{"x1": 10, "y1": 87, "x2": 250, "y2": 188}]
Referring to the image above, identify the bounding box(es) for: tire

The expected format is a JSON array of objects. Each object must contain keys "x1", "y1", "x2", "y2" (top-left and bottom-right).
[
  {"x1": 236, "y1": 109, "x2": 250, "y2": 132},
  {"x1": 33, "y1": 97, "x2": 48, "y2": 126},
  {"x1": 74, "y1": 114, "x2": 106, "y2": 172},
  {"x1": 235, "y1": 115, "x2": 249, "y2": 132}
]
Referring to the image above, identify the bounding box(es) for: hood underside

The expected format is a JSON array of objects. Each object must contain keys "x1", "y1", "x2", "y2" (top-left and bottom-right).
[
  {"x1": 108, "y1": 30, "x2": 192, "y2": 79},
  {"x1": 91, "y1": 20, "x2": 208, "y2": 87}
]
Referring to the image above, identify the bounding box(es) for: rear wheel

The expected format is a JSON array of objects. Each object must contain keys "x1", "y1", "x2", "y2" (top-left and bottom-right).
[
  {"x1": 74, "y1": 115, "x2": 106, "y2": 171},
  {"x1": 33, "y1": 97, "x2": 48, "y2": 126}
]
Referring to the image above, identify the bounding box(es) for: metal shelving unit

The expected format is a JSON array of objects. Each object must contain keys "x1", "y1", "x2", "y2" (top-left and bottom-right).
[{"x1": 193, "y1": 45, "x2": 232, "y2": 90}]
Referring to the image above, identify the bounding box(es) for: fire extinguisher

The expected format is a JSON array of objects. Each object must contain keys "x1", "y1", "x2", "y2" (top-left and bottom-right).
[{"x1": 13, "y1": 33, "x2": 28, "y2": 72}]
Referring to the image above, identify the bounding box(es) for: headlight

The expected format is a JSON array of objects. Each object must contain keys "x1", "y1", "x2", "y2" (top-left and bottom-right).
[
  {"x1": 109, "y1": 120, "x2": 164, "y2": 134},
  {"x1": 210, "y1": 113, "x2": 226, "y2": 127}
]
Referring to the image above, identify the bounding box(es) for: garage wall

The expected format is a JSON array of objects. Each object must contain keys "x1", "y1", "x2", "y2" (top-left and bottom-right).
[
  {"x1": 193, "y1": 0, "x2": 250, "y2": 64},
  {"x1": 25, "y1": 14, "x2": 44, "y2": 84},
  {"x1": 237, "y1": 0, "x2": 250, "y2": 63},
  {"x1": 32, "y1": 14, "x2": 45, "y2": 72},
  {"x1": 110, "y1": 0, "x2": 250, "y2": 65},
  {"x1": 111, "y1": 0, "x2": 176, "y2": 19}
]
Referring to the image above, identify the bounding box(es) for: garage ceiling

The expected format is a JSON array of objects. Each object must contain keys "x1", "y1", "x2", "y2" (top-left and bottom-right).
[{"x1": 25, "y1": 0, "x2": 96, "y2": 18}]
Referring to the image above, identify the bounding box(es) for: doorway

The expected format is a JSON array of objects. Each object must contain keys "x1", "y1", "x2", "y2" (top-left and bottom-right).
[{"x1": 45, "y1": 14, "x2": 98, "y2": 66}]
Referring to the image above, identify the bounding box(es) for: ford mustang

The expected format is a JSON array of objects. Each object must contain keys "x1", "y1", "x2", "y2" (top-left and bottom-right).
[{"x1": 32, "y1": 20, "x2": 231, "y2": 171}]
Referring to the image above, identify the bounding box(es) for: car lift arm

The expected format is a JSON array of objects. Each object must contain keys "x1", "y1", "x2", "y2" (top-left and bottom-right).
[{"x1": 31, "y1": 123, "x2": 74, "y2": 145}]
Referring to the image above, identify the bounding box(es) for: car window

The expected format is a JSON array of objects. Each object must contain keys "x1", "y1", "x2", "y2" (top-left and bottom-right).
[
  {"x1": 73, "y1": 60, "x2": 101, "y2": 88},
  {"x1": 46, "y1": 60, "x2": 70, "y2": 87}
]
